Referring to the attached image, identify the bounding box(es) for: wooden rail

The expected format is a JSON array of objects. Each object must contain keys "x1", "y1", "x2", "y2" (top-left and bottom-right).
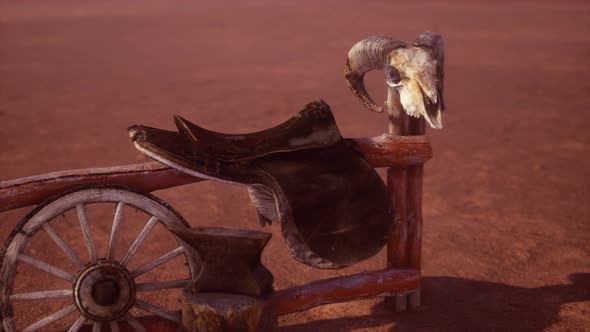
[
  {"x1": 0, "y1": 135, "x2": 431, "y2": 212},
  {"x1": 276, "y1": 268, "x2": 420, "y2": 315},
  {"x1": 2, "y1": 134, "x2": 432, "y2": 330},
  {"x1": 68, "y1": 267, "x2": 420, "y2": 331},
  {"x1": 0, "y1": 163, "x2": 202, "y2": 212}
]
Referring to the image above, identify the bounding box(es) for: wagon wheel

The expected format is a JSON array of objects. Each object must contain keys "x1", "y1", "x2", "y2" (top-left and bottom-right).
[{"x1": 0, "y1": 186, "x2": 200, "y2": 332}]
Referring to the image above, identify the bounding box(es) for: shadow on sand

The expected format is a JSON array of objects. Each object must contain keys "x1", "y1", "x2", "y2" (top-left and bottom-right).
[{"x1": 280, "y1": 273, "x2": 590, "y2": 332}]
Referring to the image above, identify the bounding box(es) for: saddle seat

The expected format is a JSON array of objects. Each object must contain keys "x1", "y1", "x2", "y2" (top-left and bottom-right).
[
  {"x1": 174, "y1": 100, "x2": 341, "y2": 162},
  {"x1": 129, "y1": 100, "x2": 395, "y2": 270}
]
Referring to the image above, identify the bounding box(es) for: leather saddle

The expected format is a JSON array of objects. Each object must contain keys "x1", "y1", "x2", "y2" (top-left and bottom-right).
[{"x1": 128, "y1": 100, "x2": 394, "y2": 269}]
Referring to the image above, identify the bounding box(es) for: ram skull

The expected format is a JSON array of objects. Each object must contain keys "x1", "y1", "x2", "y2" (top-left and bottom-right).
[{"x1": 345, "y1": 32, "x2": 446, "y2": 129}]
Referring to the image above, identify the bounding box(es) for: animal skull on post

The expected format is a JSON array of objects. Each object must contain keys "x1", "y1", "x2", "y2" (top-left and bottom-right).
[{"x1": 345, "y1": 32, "x2": 445, "y2": 130}]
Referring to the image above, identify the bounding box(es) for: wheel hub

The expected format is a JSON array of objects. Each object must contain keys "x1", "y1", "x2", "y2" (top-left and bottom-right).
[{"x1": 74, "y1": 260, "x2": 135, "y2": 322}]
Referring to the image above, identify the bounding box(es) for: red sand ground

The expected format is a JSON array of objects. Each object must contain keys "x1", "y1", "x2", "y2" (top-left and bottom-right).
[{"x1": 1, "y1": 1, "x2": 589, "y2": 331}]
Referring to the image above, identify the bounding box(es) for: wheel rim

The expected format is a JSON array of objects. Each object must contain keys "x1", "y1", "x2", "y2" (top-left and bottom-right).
[{"x1": 0, "y1": 186, "x2": 198, "y2": 332}]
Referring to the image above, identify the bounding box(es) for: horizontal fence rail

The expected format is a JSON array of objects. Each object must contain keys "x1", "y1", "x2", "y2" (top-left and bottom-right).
[
  {"x1": 0, "y1": 135, "x2": 431, "y2": 212},
  {"x1": 276, "y1": 268, "x2": 421, "y2": 315}
]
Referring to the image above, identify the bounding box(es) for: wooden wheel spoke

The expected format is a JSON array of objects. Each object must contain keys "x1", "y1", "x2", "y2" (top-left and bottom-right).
[
  {"x1": 107, "y1": 202, "x2": 126, "y2": 260},
  {"x1": 136, "y1": 279, "x2": 190, "y2": 292},
  {"x1": 76, "y1": 204, "x2": 98, "y2": 262},
  {"x1": 10, "y1": 289, "x2": 73, "y2": 301},
  {"x1": 1, "y1": 187, "x2": 196, "y2": 331},
  {"x1": 92, "y1": 322, "x2": 102, "y2": 332},
  {"x1": 124, "y1": 313, "x2": 148, "y2": 332},
  {"x1": 135, "y1": 300, "x2": 182, "y2": 323},
  {"x1": 21, "y1": 303, "x2": 77, "y2": 332},
  {"x1": 67, "y1": 316, "x2": 87, "y2": 332},
  {"x1": 131, "y1": 246, "x2": 184, "y2": 278},
  {"x1": 120, "y1": 216, "x2": 158, "y2": 267},
  {"x1": 17, "y1": 254, "x2": 75, "y2": 282},
  {"x1": 42, "y1": 223, "x2": 85, "y2": 267}
]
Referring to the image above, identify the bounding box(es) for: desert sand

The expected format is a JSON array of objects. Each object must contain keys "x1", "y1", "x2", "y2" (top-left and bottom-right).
[{"x1": 1, "y1": 1, "x2": 589, "y2": 331}]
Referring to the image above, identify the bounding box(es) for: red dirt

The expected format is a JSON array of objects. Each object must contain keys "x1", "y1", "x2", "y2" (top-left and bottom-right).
[{"x1": 1, "y1": 0, "x2": 589, "y2": 331}]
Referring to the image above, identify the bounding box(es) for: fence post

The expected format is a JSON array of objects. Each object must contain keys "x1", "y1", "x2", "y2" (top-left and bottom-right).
[
  {"x1": 385, "y1": 86, "x2": 425, "y2": 311},
  {"x1": 407, "y1": 117, "x2": 425, "y2": 309}
]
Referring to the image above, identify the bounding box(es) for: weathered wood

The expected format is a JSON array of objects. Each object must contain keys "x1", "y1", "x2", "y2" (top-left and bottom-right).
[
  {"x1": 135, "y1": 279, "x2": 191, "y2": 293},
  {"x1": 393, "y1": 293, "x2": 408, "y2": 312},
  {"x1": 42, "y1": 223, "x2": 85, "y2": 267},
  {"x1": 275, "y1": 268, "x2": 420, "y2": 315},
  {"x1": 69, "y1": 316, "x2": 180, "y2": 332},
  {"x1": 406, "y1": 117, "x2": 426, "y2": 309},
  {"x1": 22, "y1": 304, "x2": 77, "y2": 332},
  {"x1": 383, "y1": 86, "x2": 413, "y2": 313},
  {"x1": 0, "y1": 136, "x2": 431, "y2": 213},
  {"x1": 1, "y1": 187, "x2": 199, "y2": 331},
  {"x1": 120, "y1": 216, "x2": 159, "y2": 267},
  {"x1": 109, "y1": 321, "x2": 120, "y2": 332},
  {"x1": 408, "y1": 288, "x2": 421, "y2": 310},
  {"x1": 135, "y1": 300, "x2": 182, "y2": 324},
  {"x1": 407, "y1": 165, "x2": 424, "y2": 270},
  {"x1": 387, "y1": 117, "x2": 426, "y2": 311},
  {"x1": 347, "y1": 135, "x2": 432, "y2": 167},
  {"x1": 408, "y1": 118, "x2": 425, "y2": 270},
  {"x1": 0, "y1": 162, "x2": 202, "y2": 212},
  {"x1": 10, "y1": 289, "x2": 73, "y2": 301},
  {"x1": 67, "y1": 316, "x2": 87, "y2": 332},
  {"x1": 124, "y1": 313, "x2": 148, "y2": 332},
  {"x1": 386, "y1": 167, "x2": 409, "y2": 269},
  {"x1": 182, "y1": 291, "x2": 277, "y2": 332},
  {"x1": 91, "y1": 322, "x2": 101, "y2": 332},
  {"x1": 0, "y1": 131, "x2": 431, "y2": 323},
  {"x1": 17, "y1": 254, "x2": 76, "y2": 282},
  {"x1": 76, "y1": 204, "x2": 98, "y2": 263},
  {"x1": 130, "y1": 246, "x2": 185, "y2": 278},
  {"x1": 106, "y1": 202, "x2": 126, "y2": 260}
]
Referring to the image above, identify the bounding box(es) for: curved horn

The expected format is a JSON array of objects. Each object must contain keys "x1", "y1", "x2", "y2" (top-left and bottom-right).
[{"x1": 345, "y1": 36, "x2": 406, "y2": 113}]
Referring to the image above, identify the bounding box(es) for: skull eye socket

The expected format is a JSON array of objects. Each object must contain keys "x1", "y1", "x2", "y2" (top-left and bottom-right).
[{"x1": 386, "y1": 66, "x2": 401, "y2": 84}]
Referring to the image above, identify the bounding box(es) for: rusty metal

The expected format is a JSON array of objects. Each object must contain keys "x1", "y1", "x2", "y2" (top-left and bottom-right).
[
  {"x1": 170, "y1": 226, "x2": 277, "y2": 332},
  {"x1": 170, "y1": 227, "x2": 273, "y2": 298}
]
